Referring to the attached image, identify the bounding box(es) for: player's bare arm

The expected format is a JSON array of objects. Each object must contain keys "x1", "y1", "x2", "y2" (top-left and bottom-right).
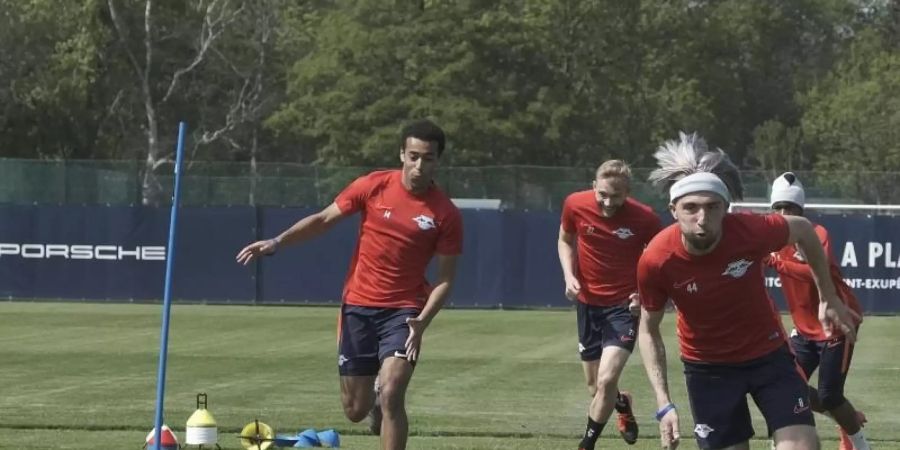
[
  {"x1": 784, "y1": 215, "x2": 860, "y2": 342},
  {"x1": 235, "y1": 202, "x2": 346, "y2": 265},
  {"x1": 405, "y1": 253, "x2": 458, "y2": 362},
  {"x1": 638, "y1": 307, "x2": 674, "y2": 410},
  {"x1": 638, "y1": 307, "x2": 680, "y2": 448},
  {"x1": 556, "y1": 225, "x2": 580, "y2": 300}
]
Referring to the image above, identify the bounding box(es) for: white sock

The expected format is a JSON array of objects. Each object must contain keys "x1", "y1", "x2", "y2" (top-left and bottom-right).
[{"x1": 849, "y1": 430, "x2": 870, "y2": 450}]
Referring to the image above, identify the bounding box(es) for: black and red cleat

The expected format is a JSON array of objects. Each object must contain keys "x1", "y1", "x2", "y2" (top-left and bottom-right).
[{"x1": 615, "y1": 391, "x2": 639, "y2": 445}]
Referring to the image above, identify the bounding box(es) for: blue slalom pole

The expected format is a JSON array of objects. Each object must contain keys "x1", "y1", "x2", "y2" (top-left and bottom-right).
[{"x1": 152, "y1": 121, "x2": 187, "y2": 450}]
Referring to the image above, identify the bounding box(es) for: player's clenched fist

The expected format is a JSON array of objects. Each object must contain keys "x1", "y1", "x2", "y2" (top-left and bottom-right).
[{"x1": 564, "y1": 276, "x2": 581, "y2": 301}]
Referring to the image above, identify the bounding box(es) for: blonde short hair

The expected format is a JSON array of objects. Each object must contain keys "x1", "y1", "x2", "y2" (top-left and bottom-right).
[{"x1": 595, "y1": 160, "x2": 632, "y2": 182}]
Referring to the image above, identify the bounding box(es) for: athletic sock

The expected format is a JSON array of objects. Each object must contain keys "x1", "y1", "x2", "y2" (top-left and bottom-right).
[
  {"x1": 614, "y1": 391, "x2": 629, "y2": 413},
  {"x1": 849, "y1": 430, "x2": 871, "y2": 450},
  {"x1": 578, "y1": 416, "x2": 605, "y2": 450}
]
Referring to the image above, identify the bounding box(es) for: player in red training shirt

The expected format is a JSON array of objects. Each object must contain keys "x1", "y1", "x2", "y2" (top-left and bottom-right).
[
  {"x1": 766, "y1": 172, "x2": 870, "y2": 450},
  {"x1": 636, "y1": 132, "x2": 859, "y2": 450},
  {"x1": 236, "y1": 120, "x2": 463, "y2": 450},
  {"x1": 558, "y1": 160, "x2": 662, "y2": 449}
]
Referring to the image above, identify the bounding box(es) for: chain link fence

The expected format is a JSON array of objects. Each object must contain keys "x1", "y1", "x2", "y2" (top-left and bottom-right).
[{"x1": 2, "y1": 158, "x2": 898, "y2": 211}]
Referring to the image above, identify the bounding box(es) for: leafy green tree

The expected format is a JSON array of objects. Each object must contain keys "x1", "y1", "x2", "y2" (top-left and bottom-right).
[
  {"x1": 2, "y1": 0, "x2": 895, "y2": 209},
  {"x1": 747, "y1": 120, "x2": 806, "y2": 177},
  {"x1": 0, "y1": 0, "x2": 119, "y2": 159},
  {"x1": 802, "y1": 29, "x2": 900, "y2": 203},
  {"x1": 105, "y1": 0, "x2": 274, "y2": 204}
]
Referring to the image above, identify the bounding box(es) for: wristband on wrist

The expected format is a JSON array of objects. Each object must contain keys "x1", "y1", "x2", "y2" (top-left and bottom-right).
[{"x1": 655, "y1": 403, "x2": 676, "y2": 421}]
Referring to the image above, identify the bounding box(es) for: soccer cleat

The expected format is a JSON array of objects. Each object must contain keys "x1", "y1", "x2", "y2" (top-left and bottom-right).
[
  {"x1": 367, "y1": 394, "x2": 382, "y2": 435},
  {"x1": 838, "y1": 425, "x2": 854, "y2": 450},
  {"x1": 615, "y1": 391, "x2": 639, "y2": 445},
  {"x1": 836, "y1": 411, "x2": 867, "y2": 450}
]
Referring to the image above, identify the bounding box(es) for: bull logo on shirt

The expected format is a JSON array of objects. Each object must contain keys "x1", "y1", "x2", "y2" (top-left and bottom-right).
[
  {"x1": 721, "y1": 259, "x2": 753, "y2": 278},
  {"x1": 612, "y1": 227, "x2": 634, "y2": 239},
  {"x1": 412, "y1": 215, "x2": 436, "y2": 231}
]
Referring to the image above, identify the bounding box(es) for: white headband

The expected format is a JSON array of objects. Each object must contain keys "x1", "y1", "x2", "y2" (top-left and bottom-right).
[{"x1": 669, "y1": 172, "x2": 731, "y2": 204}]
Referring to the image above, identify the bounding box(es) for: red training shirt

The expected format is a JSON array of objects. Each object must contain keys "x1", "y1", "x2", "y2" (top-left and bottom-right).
[
  {"x1": 335, "y1": 170, "x2": 463, "y2": 308},
  {"x1": 561, "y1": 193, "x2": 662, "y2": 306},
  {"x1": 766, "y1": 223, "x2": 862, "y2": 341},
  {"x1": 638, "y1": 213, "x2": 790, "y2": 364}
]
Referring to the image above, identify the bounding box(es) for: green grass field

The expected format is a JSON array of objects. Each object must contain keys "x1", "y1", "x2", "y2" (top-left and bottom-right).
[{"x1": 0, "y1": 302, "x2": 897, "y2": 449}]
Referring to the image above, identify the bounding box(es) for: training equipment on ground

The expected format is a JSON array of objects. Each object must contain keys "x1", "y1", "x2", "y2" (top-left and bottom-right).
[
  {"x1": 238, "y1": 420, "x2": 341, "y2": 448},
  {"x1": 144, "y1": 424, "x2": 179, "y2": 450},
  {"x1": 185, "y1": 393, "x2": 220, "y2": 449},
  {"x1": 150, "y1": 121, "x2": 188, "y2": 450},
  {"x1": 316, "y1": 429, "x2": 340, "y2": 448},
  {"x1": 240, "y1": 420, "x2": 275, "y2": 450},
  {"x1": 294, "y1": 428, "x2": 319, "y2": 447}
]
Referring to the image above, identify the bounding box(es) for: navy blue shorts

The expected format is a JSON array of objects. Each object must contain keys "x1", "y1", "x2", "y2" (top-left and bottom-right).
[
  {"x1": 790, "y1": 329, "x2": 855, "y2": 410},
  {"x1": 337, "y1": 305, "x2": 420, "y2": 376},
  {"x1": 576, "y1": 302, "x2": 636, "y2": 361},
  {"x1": 683, "y1": 345, "x2": 815, "y2": 449}
]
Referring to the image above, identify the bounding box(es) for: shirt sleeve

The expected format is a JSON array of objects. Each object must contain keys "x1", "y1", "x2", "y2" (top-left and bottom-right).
[
  {"x1": 817, "y1": 225, "x2": 838, "y2": 266},
  {"x1": 637, "y1": 251, "x2": 668, "y2": 311},
  {"x1": 334, "y1": 174, "x2": 374, "y2": 215},
  {"x1": 765, "y1": 222, "x2": 835, "y2": 282},
  {"x1": 753, "y1": 213, "x2": 791, "y2": 253},
  {"x1": 775, "y1": 225, "x2": 839, "y2": 281},
  {"x1": 436, "y1": 208, "x2": 464, "y2": 255},
  {"x1": 561, "y1": 196, "x2": 577, "y2": 234},
  {"x1": 769, "y1": 253, "x2": 815, "y2": 282}
]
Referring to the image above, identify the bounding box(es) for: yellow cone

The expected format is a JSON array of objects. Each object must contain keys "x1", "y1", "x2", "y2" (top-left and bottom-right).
[{"x1": 185, "y1": 393, "x2": 218, "y2": 445}]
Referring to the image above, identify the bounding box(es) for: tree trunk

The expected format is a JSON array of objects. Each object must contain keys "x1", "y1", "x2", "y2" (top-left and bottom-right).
[
  {"x1": 141, "y1": 71, "x2": 162, "y2": 205},
  {"x1": 249, "y1": 126, "x2": 258, "y2": 205},
  {"x1": 141, "y1": 130, "x2": 163, "y2": 205}
]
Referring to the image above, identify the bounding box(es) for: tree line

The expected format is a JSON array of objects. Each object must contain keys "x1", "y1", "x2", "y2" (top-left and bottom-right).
[{"x1": 1, "y1": 1, "x2": 898, "y2": 203}]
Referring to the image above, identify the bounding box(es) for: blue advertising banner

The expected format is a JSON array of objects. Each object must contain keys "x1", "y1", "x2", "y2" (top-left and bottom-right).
[
  {"x1": 256, "y1": 207, "x2": 358, "y2": 304},
  {"x1": 0, "y1": 205, "x2": 255, "y2": 302},
  {"x1": 765, "y1": 214, "x2": 900, "y2": 314},
  {"x1": 1, "y1": 205, "x2": 898, "y2": 313}
]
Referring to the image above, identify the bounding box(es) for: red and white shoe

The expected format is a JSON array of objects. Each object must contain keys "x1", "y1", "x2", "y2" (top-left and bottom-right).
[
  {"x1": 838, "y1": 425, "x2": 854, "y2": 450},
  {"x1": 838, "y1": 410, "x2": 868, "y2": 450}
]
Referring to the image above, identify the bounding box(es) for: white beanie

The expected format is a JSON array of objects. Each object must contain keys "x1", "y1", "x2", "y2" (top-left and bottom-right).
[
  {"x1": 669, "y1": 172, "x2": 732, "y2": 204},
  {"x1": 770, "y1": 172, "x2": 805, "y2": 209}
]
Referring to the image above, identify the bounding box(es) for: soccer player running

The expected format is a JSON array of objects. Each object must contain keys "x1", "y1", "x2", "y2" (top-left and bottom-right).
[
  {"x1": 558, "y1": 160, "x2": 662, "y2": 449},
  {"x1": 636, "y1": 132, "x2": 859, "y2": 450},
  {"x1": 766, "y1": 172, "x2": 870, "y2": 450},
  {"x1": 235, "y1": 120, "x2": 463, "y2": 450}
]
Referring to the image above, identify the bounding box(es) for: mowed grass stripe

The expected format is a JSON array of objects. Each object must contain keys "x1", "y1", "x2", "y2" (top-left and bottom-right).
[{"x1": 1, "y1": 302, "x2": 897, "y2": 447}]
